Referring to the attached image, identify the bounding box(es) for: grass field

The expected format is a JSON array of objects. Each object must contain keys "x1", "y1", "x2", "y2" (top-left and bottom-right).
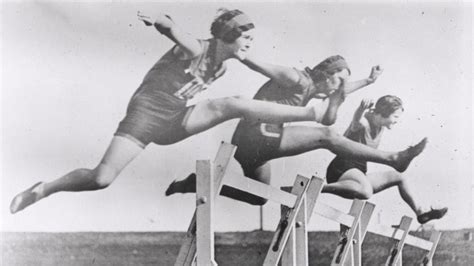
[{"x1": 2, "y1": 229, "x2": 473, "y2": 265}]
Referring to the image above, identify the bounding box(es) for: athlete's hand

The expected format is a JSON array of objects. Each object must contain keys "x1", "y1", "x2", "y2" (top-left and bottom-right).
[
  {"x1": 328, "y1": 78, "x2": 347, "y2": 105},
  {"x1": 359, "y1": 98, "x2": 374, "y2": 110},
  {"x1": 137, "y1": 12, "x2": 174, "y2": 28},
  {"x1": 367, "y1": 65, "x2": 383, "y2": 84},
  {"x1": 137, "y1": 11, "x2": 153, "y2": 26}
]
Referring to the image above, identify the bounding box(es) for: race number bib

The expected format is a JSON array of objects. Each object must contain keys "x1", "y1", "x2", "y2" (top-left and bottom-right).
[
  {"x1": 174, "y1": 74, "x2": 209, "y2": 100},
  {"x1": 260, "y1": 123, "x2": 282, "y2": 138}
]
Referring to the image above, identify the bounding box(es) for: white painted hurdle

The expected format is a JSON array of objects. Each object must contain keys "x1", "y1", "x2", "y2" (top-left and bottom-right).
[
  {"x1": 175, "y1": 142, "x2": 314, "y2": 266},
  {"x1": 369, "y1": 217, "x2": 442, "y2": 265},
  {"x1": 274, "y1": 183, "x2": 375, "y2": 266},
  {"x1": 174, "y1": 142, "x2": 442, "y2": 266},
  {"x1": 174, "y1": 142, "x2": 236, "y2": 266},
  {"x1": 276, "y1": 185, "x2": 442, "y2": 265}
]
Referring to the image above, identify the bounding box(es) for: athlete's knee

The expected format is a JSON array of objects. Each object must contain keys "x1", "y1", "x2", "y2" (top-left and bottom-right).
[
  {"x1": 90, "y1": 164, "x2": 119, "y2": 189},
  {"x1": 208, "y1": 96, "x2": 245, "y2": 120},
  {"x1": 222, "y1": 95, "x2": 250, "y2": 116},
  {"x1": 353, "y1": 185, "x2": 373, "y2": 200},
  {"x1": 386, "y1": 171, "x2": 404, "y2": 185}
]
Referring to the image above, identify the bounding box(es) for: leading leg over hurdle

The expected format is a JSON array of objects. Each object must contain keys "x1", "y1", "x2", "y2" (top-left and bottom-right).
[{"x1": 168, "y1": 96, "x2": 446, "y2": 226}]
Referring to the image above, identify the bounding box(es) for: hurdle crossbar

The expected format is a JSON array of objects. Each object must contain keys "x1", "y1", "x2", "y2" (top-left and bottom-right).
[
  {"x1": 367, "y1": 220, "x2": 442, "y2": 265},
  {"x1": 276, "y1": 178, "x2": 375, "y2": 266},
  {"x1": 174, "y1": 142, "x2": 442, "y2": 266},
  {"x1": 176, "y1": 142, "x2": 313, "y2": 266},
  {"x1": 279, "y1": 194, "x2": 441, "y2": 265},
  {"x1": 224, "y1": 173, "x2": 297, "y2": 208},
  {"x1": 277, "y1": 173, "x2": 443, "y2": 266},
  {"x1": 369, "y1": 223, "x2": 433, "y2": 250}
]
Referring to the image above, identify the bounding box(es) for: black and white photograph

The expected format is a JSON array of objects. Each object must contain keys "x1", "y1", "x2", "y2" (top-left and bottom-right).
[{"x1": 1, "y1": 1, "x2": 472, "y2": 265}]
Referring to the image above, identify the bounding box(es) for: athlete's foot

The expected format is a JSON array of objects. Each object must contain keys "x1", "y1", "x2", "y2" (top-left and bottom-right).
[
  {"x1": 165, "y1": 180, "x2": 178, "y2": 196},
  {"x1": 10, "y1": 182, "x2": 44, "y2": 214},
  {"x1": 392, "y1": 137, "x2": 428, "y2": 172},
  {"x1": 165, "y1": 173, "x2": 197, "y2": 196},
  {"x1": 417, "y1": 207, "x2": 448, "y2": 224}
]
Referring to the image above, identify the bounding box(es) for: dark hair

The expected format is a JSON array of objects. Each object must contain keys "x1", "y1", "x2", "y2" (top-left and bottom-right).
[
  {"x1": 312, "y1": 55, "x2": 351, "y2": 75},
  {"x1": 210, "y1": 9, "x2": 254, "y2": 43},
  {"x1": 374, "y1": 95, "x2": 404, "y2": 118},
  {"x1": 305, "y1": 55, "x2": 351, "y2": 83}
]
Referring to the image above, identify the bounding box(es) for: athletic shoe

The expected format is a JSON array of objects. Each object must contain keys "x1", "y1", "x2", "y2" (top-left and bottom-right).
[
  {"x1": 417, "y1": 207, "x2": 448, "y2": 224},
  {"x1": 10, "y1": 182, "x2": 44, "y2": 214}
]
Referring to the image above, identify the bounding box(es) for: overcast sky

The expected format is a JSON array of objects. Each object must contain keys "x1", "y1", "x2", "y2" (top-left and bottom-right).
[{"x1": 1, "y1": 1, "x2": 472, "y2": 232}]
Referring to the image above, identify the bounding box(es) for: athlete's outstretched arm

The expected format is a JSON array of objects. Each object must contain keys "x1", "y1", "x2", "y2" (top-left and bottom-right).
[
  {"x1": 242, "y1": 56, "x2": 300, "y2": 88},
  {"x1": 137, "y1": 11, "x2": 202, "y2": 59},
  {"x1": 344, "y1": 65, "x2": 384, "y2": 94},
  {"x1": 320, "y1": 79, "x2": 347, "y2": 125},
  {"x1": 346, "y1": 99, "x2": 373, "y2": 133}
]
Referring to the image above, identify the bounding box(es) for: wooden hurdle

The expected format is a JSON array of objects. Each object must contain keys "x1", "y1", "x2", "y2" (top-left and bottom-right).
[
  {"x1": 175, "y1": 142, "x2": 315, "y2": 266},
  {"x1": 369, "y1": 218, "x2": 442, "y2": 265},
  {"x1": 174, "y1": 142, "x2": 442, "y2": 266},
  {"x1": 273, "y1": 183, "x2": 375, "y2": 266},
  {"x1": 275, "y1": 186, "x2": 442, "y2": 265},
  {"x1": 174, "y1": 142, "x2": 236, "y2": 266}
]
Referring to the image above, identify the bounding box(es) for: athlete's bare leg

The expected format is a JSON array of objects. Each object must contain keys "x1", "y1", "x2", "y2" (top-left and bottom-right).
[
  {"x1": 322, "y1": 170, "x2": 448, "y2": 223},
  {"x1": 365, "y1": 171, "x2": 421, "y2": 214},
  {"x1": 322, "y1": 169, "x2": 374, "y2": 199},
  {"x1": 277, "y1": 126, "x2": 426, "y2": 172},
  {"x1": 365, "y1": 171, "x2": 448, "y2": 223},
  {"x1": 10, "y1": 136, "x2": 143, "y2": 213},
  {"x1": 166, "y1": 125, "x2": 426, "y2": 201},
  {"x1": 183, "y1": 96, "x2": 316, "y2": 135}
]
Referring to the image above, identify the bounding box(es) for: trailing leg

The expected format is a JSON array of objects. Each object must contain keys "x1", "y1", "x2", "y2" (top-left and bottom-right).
[{"x1": 10, "y1": 136, "x2": 143, "y2": 213}]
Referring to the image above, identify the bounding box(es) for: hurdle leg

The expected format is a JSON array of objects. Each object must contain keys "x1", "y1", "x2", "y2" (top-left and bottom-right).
[
  {"x1": 351, "y1": 201, "x2": 375, "y2": 266},
  {"x1": 195, "y1": 160, "x2": 217, "y2": 266},
  {"x1": 293, "y1": 196, "x2": 308, "y2": 265},
  {"x1": 175, "y1": 143, "x2": 235, "y2": 266},
  {"x1": 263, "y1": 175, "x2": 312, "y2": 266},
  {"x1": 280, "y1": 194, "x2": 311, "y2": 266},
  {"x1": 280, "y1": 177, "x2": 328, "y2": 266},
  {"x1": 330, "y1": 200, "x2": 366, "y2": 266},
  {"x1": 291, "y1": 177, "x2": 325, "y2": 266},
  {"x1": 421, "y1": 231, "x2": 442, "y2": 266},
  {"x1": 385, "y1": 216, "x2": 412, "y2": 266},
  {"x1": 281, "y1": 204, "x2": 297, "y2": 266},
  {"x1": 338, "y1": 200, "x2": 369, "y2": 266},
  {"x1": 282, "y1": 178, "x2": 373, "y2": 266}
]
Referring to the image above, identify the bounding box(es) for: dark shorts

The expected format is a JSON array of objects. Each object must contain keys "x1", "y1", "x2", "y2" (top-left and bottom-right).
[
  {"x1": 115, "y1": 90, "x2": 194, "y2": 148},
  {"x1": 232, "y1": 122, "x2": 284, "y2": 169},
  {"x1": 326, "y1": 157, "x2": 367, "y2": 184}
]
